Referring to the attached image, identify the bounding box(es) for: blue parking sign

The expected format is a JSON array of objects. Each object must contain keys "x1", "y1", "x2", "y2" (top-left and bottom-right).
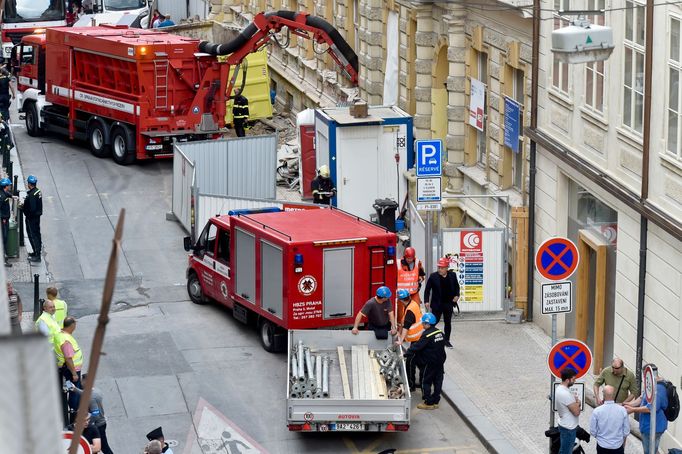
[{"x1": 416, "y1": 140, "x2": 442, "y2": 177}]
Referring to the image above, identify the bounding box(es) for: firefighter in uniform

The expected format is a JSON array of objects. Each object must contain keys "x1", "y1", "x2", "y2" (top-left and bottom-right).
[
  {"x1": 0, "y1": 178, "x2": 13, "y2": 267},
  {"x1": 0, "y1": 65, "x2": 15, "y2": 121},
  {"x1": 396, "y1": 246, "x2": 425, "y2": 324},
  {"x1": 232, "y1": 88, "x2": 250, "y2": 137},
  {"x1": 311, "y1": 165, "x2": 336, "y2": 204},
  {"x1": 395, "y1": 289, "x2": 424, "y2": 391},
  {"x1": 23, "y1": 175, "x2": 42, "y2": 262},
  {"x1": 407, "y1": 312, "x2": 446, "y2": 410}
]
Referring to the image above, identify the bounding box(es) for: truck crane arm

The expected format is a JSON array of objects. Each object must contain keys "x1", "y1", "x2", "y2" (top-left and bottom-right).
[{"x1": 198, "y1": 10, "x2": 359, "y2": 96}]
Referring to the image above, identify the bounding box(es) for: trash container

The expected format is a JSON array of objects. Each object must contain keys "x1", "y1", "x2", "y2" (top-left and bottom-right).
[
  {"x1": 6, "y1": 217, "x2": 18, "y2": 257},
  {"x1": 373, "y1": 198, "x2": 399, "y2": 232}
]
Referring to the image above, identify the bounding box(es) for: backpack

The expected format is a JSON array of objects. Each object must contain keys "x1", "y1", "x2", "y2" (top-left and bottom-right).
[{"x1": 663, "y1": 380, "x2": 680, "y2": 422}]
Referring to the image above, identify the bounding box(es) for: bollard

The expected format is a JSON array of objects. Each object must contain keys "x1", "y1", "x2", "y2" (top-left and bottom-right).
[
  {"x1": 32, "y1": 273, "x2": 39, "y2": 321},
  {"x1": 17, "y1": 207, "x2": 23, "y2": 247},
  {"x1": 12, "y1": 175, "x2": 17, "y2": 196},
  {"x1": 7, "y1": 161, "x2": 12, "y2": 182},
  {"x1": 1, "y1": 143, "x2": 8, "y2": 170}
]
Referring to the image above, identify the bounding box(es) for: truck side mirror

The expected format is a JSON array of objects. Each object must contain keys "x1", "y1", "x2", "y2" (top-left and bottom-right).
[{"x1": 183, "y1": 236, "x2": 192, "y2": 251}]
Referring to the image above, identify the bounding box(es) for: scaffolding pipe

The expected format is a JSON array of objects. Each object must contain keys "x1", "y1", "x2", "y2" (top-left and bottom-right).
[
  {"x1": 315, "y1": 355, "x2": 322, "y2": 393},
  {"x1": 305, "y1": 347, "x2": 315, "y2": 382},
  {"x1": 297, "y1": 340, "x2": 305, "y2": 382},
  {"x1": 291, "y1": 356, "x2": 299, "y2": 381},
  {"x1": 322, "y1": 355, "x2": 329, "y2": 397}
]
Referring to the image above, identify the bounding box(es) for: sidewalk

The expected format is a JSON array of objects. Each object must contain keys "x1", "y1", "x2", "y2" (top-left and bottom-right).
[{"x1": 439, "y1": 314, "x2": 642, "y2": 454}]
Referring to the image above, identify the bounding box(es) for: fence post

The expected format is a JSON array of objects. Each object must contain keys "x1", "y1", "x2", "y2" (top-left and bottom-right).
[{"x1": 32, "y1": 273, "x2": 40, "y2": 321}]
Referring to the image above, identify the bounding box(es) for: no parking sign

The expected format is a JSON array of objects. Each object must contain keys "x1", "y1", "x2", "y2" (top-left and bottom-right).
[{"x1": 547, "y1": 339, "x2": 592, "y2": 379}]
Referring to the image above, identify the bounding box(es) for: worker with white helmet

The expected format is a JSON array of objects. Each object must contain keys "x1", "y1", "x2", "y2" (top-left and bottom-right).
[{"x1": 311, "y1": 165, "x2": 336, "y2": 204}]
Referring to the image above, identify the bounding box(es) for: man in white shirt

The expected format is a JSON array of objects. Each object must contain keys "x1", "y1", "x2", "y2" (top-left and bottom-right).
[
  {"x1": 589, "y1": 385, "x2": 629, "y2": 453},
  {"x1": 555, "y1": 367, "x2": 581, "y2": 454}
]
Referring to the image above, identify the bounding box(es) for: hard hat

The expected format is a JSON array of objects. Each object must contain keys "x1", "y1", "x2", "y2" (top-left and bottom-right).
[
  {"x1": 437, "y1": 257, "x2": 449, "y2": 268},
  {"x1": 404, "y1": 247, "x2": 416, "y2": 259},
  {"x1": 319, "y1": 165, "x2": 330, "y2": 178},
  {"x1": 421, "y1": 313, "x2": 437, "y2": 325},
  {"x1": 0, "y1": 178, "x2": 11, "y2": 187},
  {"x1": 27, "y1": 175, "x2": 37, "y2": 184},
  {"x1": 397, "y1": 289, "x2": 410, "y2": 300},
  {"x1": 376, "y1": 286, "x2": 392, "y2": 299}
]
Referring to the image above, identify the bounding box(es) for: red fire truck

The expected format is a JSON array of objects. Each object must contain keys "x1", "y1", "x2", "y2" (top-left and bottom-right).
[
  {"x1": 16, "y1": 11, "x2": 358, "y2": 165},
  {"x1": 183, "y1": 208, "x2": 397, "y2": 352}
]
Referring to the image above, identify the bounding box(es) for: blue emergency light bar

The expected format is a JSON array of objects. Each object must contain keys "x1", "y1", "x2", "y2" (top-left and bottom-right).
[{"x1": 228, "y1": 207, "x2": 282, "y2": 216}]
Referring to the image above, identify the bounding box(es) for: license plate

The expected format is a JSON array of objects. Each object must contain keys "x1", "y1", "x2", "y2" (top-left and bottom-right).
[{"x1": 331, "y1": 423, "x2": 364, "y2": 431}]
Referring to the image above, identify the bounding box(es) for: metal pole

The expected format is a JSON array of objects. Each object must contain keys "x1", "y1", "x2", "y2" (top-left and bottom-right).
[
  {"x1": 425, "y1": 213, "x2": 433, "y2": 276},
  {"x1": 18, "y1": 207, "x2": 23, "y2": 247},
  {"x1": 549, "y1": 314, "x2": 557, "y2": 434},
  {"x1": 32, "y1": 273, "x2": 39, "y2": 321}
]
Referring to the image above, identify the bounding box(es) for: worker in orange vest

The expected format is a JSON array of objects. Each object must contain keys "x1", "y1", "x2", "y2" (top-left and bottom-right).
[
  {"x1": 396, "y1": 247, "x2": 425, "y2": 324},
  {"x1": 395, "y1": 289, "x2": 424, "y2": 391}
]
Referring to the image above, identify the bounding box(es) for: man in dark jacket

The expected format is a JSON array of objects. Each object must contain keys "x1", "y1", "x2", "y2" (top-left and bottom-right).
[
  {"x1": 232, "y1": 88, "x2": 250, "y2": 137},
  {"x1": 0, "y1": 178, "x2": 13, "y2": 267},
  {"x1": 23, "y1": 175, "x2": 42, "y2": 262},
  {"x1": 311, "y1": 165, "x2": 336, "y2": 204},
  {"x1": 0, "y1": 65, "x2": 15, "y2": 121},
  {"x1": 407, "y1": 312, "x2": 446, "y2": 410},
  {"x1": 424, "y1": 257, "x2": 460, "y2": 348}
]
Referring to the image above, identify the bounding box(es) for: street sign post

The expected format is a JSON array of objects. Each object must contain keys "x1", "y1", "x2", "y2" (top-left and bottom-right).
[
  {"x1": 644, "y1": 364, "x2": 658, "y2": 454},
  {"x1": 415, "y1": 140, "x2": 443, "y2": 177},
  {"x1": 417, "y1": 177, "x2": 442, "y2": 203},
  {"x1": 541, "y1": 282, "x2": 572, "y2": 314},
  {"x1": 548, "y1": 339, "x2": 593, "y2": 379},
  {"x1": 536, "y1": 237, "x2": 580, "y2": 281}
]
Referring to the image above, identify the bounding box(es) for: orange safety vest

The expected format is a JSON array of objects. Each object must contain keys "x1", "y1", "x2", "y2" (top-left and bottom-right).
[
  {"x1": 397, "y1": 260, "x2": 421, "y2": 294},
  {"x1": 404, "y1": 300, "x2": 424, "y2": 342}
]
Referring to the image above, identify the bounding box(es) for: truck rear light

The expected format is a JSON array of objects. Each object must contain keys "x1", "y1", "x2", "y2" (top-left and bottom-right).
[
  {"x1": 392, "y1": 424, "x2": 409, "y2": 431},
  {"x1": 387, "y1": 246, "x2": 396, "y2": 257},
  {"x1": 287, "y1": 424, "x2": 303, "y2": 431}
]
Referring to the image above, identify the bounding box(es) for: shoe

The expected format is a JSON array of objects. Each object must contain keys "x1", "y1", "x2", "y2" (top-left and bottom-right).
[
  {"x1": 417, "y1": 402, "x2": 437, "y2": 410},
  {"x1": 445, "y1": 341, "x2": 453, "y2": 348},
  {"x1": 409, "y1": 386, "x2": 416, "y2": 392},
  {"x1": 28, "y1": 255, "x2": 41, "y2": 262},
  {"x1": 4, "y1": 261, "x2": 11, "y2": 267}
]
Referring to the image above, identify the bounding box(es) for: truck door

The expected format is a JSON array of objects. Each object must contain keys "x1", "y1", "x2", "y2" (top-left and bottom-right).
[
  {"x1": 260, "y1": 240, "x2": 283, "y2": 318},
  {"x1": 213, "y1": 227, "x2": 231, "y2": 304},
  {"x1": 192, "y1": 221, "x2": 219, "y2": 298},
  {"x1": 323, "y1": 247, "x2": 354, "y2": 318},
  {"x1": 234, "y1": 228, "x2": 256, "y2": 305}
]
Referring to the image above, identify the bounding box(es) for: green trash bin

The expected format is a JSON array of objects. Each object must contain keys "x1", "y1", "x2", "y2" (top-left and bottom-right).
[{"x1": 6, "y1": 217, "x2": 18, "y2": 258}]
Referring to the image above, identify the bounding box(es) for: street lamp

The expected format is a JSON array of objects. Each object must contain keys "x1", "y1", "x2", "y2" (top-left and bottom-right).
[{"x1": 551, "y1": 19, "x2": 614, "y2": 64}]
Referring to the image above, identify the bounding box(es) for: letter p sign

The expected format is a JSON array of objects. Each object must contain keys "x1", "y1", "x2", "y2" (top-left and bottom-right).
[{"x1": 416, "y1": 139, "x2": 442, "y2": 177}]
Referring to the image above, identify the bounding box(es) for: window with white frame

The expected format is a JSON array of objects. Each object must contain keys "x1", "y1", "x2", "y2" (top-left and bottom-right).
[
  {"x1": 623, "y1": 0, "x2": 645, "y2": 133},
  {"x1": 552, "y1": 0, "x2": 570, "y2": 94},
  {"x1": 512, "y1": 68, "x2": 525, "y2": 190},
  {"x1": 476, "y1": 50, "x2": 488, "y2": 166},
  {"x1": 667, "y1": 17, "x2": 681, "y2": 158},
  {"x1": 585, "y1": 0, "x2": 606, "y2": 112}
]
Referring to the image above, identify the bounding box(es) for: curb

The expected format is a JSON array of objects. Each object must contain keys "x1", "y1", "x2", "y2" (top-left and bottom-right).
[{"x1": 441, "y1": 375, "x2": 519, "y2": 454}]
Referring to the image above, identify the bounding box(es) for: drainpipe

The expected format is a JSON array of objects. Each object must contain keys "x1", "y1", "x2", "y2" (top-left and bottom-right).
[
  {"x1": 635, "y1": 0, "x2": 654, "y2": 386},
  {"x1": 526, "y1": 0, "x2": 541, "y2": 322}
]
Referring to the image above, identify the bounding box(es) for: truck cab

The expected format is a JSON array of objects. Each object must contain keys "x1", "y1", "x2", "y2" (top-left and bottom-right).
[
  {"x1": 186, "y1": 216, "x2": 232, "y2": 306},
  {"x1": 16, "y1": 34, "x2": 47, "y2": 119}
]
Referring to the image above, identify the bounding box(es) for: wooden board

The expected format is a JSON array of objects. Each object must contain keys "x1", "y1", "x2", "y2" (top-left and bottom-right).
[
  {"x1": 351, "y1": 346, "x2": 359, "y2": 399},
  {"x1": 337, "y1": 346, "x2": 352, "y2": 399},
  {"x1": 371, "y1": 356, "x2": 387, "y2": 399}
]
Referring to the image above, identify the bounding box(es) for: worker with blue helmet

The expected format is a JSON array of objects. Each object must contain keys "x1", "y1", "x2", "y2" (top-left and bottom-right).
[
  {"x1": 351, "y1": 285, "x2": 396, "y2": 339},
  {"x1": 23, "y1": 175, "x2": 42, "y2": 262},
  {"x1": 0, "y1": 176, "x2": 13, "y2": 267},
  {"x1": 406, "y1": 310, "x2": 447, "y2": 410}
]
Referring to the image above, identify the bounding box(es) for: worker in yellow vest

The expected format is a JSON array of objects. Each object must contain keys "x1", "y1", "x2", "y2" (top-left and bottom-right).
[
  {"x1": 46, "y1": 286, "x2": 68, "y2": 328},
  {"x1": 55, "y1": 317, "x2": 84, "y2": 419},
  {"x1": 395, "y1": 289, "x2": 424, "y2": 391},
  {"x1": 396, "y1": 247, "x2": 425, "y2": 323},
  {"x1": 35, "y1": 299, "x2": 60, "y2": 343}
]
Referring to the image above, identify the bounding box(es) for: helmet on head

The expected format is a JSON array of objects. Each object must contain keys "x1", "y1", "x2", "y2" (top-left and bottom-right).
[
  {"x1": 0, "y1": 178, "x2": 11, "y2": 187},
  {"x1": 376, "y1": 286, "x2": 391, "y2": 299},
  {"x1": 27, "y1": 175, "x2": 37, "y2": 185},
  {"x1": 318, "y1": 165, "x2": 330, "y2": 178},
  {"x1": 397, "y1": 289, "x2": 410, "y2": 300},
  {"x1": 421, "y1": 313, "x2": 437, "y2": 325},
  {"x1": 403, "y1": 247, "x2": 416, "y2": 259},
  {"x1": 437, "y1": 257, "x2": 449, "y2": 268}
]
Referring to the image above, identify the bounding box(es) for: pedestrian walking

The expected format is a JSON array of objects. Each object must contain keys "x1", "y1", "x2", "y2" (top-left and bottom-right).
[
  {"x1": 55, "y1": 317, "x2": 84, "y2": 416},
  {"x1": 232, "y1": 88, "x2": 250, "y2": 137},
  {"x1": 351, "y1": 286, "x2": 396, "y2": 339},
  {"x1": 46, "y1": 286, "x2": 68, "y2": 328},
  {"x1": 80, "y1": 412, "x2": 102, "y2": 454},
  {"x1": 158, "y1": 14, "x2": 176, "y2": 27},
  {"x1": 22, "y1": 175, "x2": 42, "y2": 262},
  {"x1": 395, "y1": 246, "x2": 425, "y2": 323},
  {"x1": 69, "y1": 373, "x2": 114, "y2": 454},
  {"x1": 555, "y1": 367, "x2": 581, "y2": 454},
  {"x1": 395, "y1": 289, "x2": 423, "y2": 391},
  {"x1": 0, "y1": 65, "x2": 15, "y2": 121},
  {"x1": 589, "y1": 385, "x2": 630, "y2": 453},
  {"x1": 424, "y1": 257, "x2": 460, "y2": 348},
  {"x1": 35, "y1": 298, "x2": 60, "y2": 343},
  {"x1": 311, "y1": 165, "x2": 336, "y2": 204},
  {"x1": 406, "y1": 313, "x2": 446, "y2": 410},
  {"x1": 593, "y1": 358, "x2": 639, "y2": 405},
  {"x1": 624, "y1": 368, "x2": 668, "y2": 453},
  {"x1": 0, "y1": 178, "x2": 14, "y2": 267},
  {"x1": 145, "y1": 440, "x2": 163, "y2": 454},
  {"x1": 7, "y1": 281, "x2": 22, "y2": 334},
  {"x1": 146, "y1": 426, "x2": 174, "y2": 454}
]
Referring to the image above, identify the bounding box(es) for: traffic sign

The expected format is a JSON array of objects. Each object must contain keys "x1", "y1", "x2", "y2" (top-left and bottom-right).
[
  {"x1": 415, "y1": 140, "x2": 442, "y2": 176},
  {"x1": 417, "y1": 177, "x2": 442, "y2": 203},
  {"x1": 416, "y1": 203, "x2": 441, "y2": 211},
  {"x1": 548, "y1": 339, "x2": 592, "y2": 379},
  {"x1": 62, "y1": 431, "x2": 92, "y2": 454},
  {"x1": 542, "y1": 281, "x2": 572, "y2": 314},
  {"x1": 552, "y1": 382, "x2": 585, "y2": 411},
  {"x1": 644, "y1": 364, "x2": 657, "y2": 405},
  {"x1": 536, "y1": 237, "x2": 579, "y2": 281}
]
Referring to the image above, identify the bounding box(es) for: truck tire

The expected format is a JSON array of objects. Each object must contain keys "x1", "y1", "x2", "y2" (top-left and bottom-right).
[
  {"x1": 187, "y1": 272, "x2": 210, "y2": 305},
  {"x1": 111, "y1": 126, "x2": 136, "y2": 165},
  {"x1": 88, "y1": 121, "x2": 110, "y2": 158},
  {"x1": 25, "y1": 102, "x2": 42, "y2": 137},
  {"x1": 259, "y1": 319, "x2": 278, "y2": 353}
]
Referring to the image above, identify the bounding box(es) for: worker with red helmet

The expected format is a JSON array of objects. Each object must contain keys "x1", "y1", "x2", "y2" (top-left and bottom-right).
[
  {"x1": 424, "y1": 257, "x2": 460, "y2": 348},
  {"x1": 396, "y1": 246, "x2": 425, "y2": 332}
]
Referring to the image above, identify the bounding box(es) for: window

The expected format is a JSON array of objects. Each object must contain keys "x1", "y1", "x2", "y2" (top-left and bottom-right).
[
  {"x1": 217, "y1": 230, "x2": 230, "y2": 264},
  {"x1": 552, "y1": 0, "x2": 570, "y2": 94},
  {"x1": 20, "y1": 45, "x2": 34, "y2": 65},
  {"x1": 623, "y1": 0, "x2": 645, "y2": 133},
  {"x1": 196, "y1": 223, "x2": 218, "y2": 257},
  {"x1": 476, "y1": 50, "x2": 488, "y2": 166},
  {"x1": 585, "y1": 0, "x2": 606, "y2": 112},
  {"x1": 667, "y1": 17, "x2": 681, "y2": 157},
  {"x1": 512, "y1": 68, "x2": 525, "y2": 189}
]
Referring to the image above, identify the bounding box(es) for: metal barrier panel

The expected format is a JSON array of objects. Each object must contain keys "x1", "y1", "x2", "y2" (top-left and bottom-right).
[{"x1": 172, "y1": 145, "x2": 195, "y2": 233}]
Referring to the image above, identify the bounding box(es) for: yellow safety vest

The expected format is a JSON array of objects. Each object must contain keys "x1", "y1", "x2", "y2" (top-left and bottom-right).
[
  {"x1": 35, "y1": 311, "x2": 60, "y2": 344},
  {"x1": 54, "y1": 331, "x2": 83, "y2": 368},
  {"x1": 404, "y1": 300, "x2": 424, "y2": 342},
  {"x1": 52, "y1": 298, "x2": 67, "y2": 328},
  {"x1": 397, "y1": 260, "x2": 421, "y2": 295}
]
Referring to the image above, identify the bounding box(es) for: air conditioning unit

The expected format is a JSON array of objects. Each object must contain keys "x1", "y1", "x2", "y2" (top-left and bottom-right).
[{"x1": 552, "y1": 21, "x2": 615, "y2": 63}]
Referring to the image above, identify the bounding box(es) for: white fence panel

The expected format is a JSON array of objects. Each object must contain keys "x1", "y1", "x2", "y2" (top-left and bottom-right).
[{"x1": 172, "y1": 147, "x2": 195, "y2": 233}]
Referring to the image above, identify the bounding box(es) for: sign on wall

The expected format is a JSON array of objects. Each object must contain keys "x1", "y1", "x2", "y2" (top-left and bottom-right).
[
  {"x1": 469, "y1": 78, "x2": 486, "y2": 132},
  {"x1": 503, "y1": 97, "x2": 521, "y2": 153}
]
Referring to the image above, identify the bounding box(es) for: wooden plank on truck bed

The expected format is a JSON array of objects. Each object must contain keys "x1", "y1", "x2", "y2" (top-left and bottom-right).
[
  {"x1": 337, "y1": 346, "x2": 351, "y2": 399},
  {"x1": 368, "y1": 350, "x2": 378, "y2": 399},
  {"x1": 361, "y1": 345, "x2": 371, "y2": 399},
  {"x1": 351, "y1": 345, "x2": 359, "y2": 399},
  {"x1": 372, "y1": 356, "x2": 387, "y2": 399}
]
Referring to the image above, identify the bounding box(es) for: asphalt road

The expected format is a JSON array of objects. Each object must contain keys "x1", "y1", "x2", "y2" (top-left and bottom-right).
[{"x1": 14, "y1": 123, "x2": 487, "y2": 454}]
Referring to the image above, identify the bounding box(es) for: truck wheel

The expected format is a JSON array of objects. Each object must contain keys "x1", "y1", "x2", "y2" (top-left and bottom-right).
[
  {"x1": 111, "y1": 127, "x2": 136, "y2": 165},
  {"x1": 25, "y1": 102, "x2": 42, "y2": 137},
  {"x1": 259, "y1": 319, "x2": 278, "y2": 353},
  {"x1": 88, "y1": 121, "x2": 110, "y2": 158},
  {"x1": 187, "y1": 272, "x2": 209, "y2": 305}
]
